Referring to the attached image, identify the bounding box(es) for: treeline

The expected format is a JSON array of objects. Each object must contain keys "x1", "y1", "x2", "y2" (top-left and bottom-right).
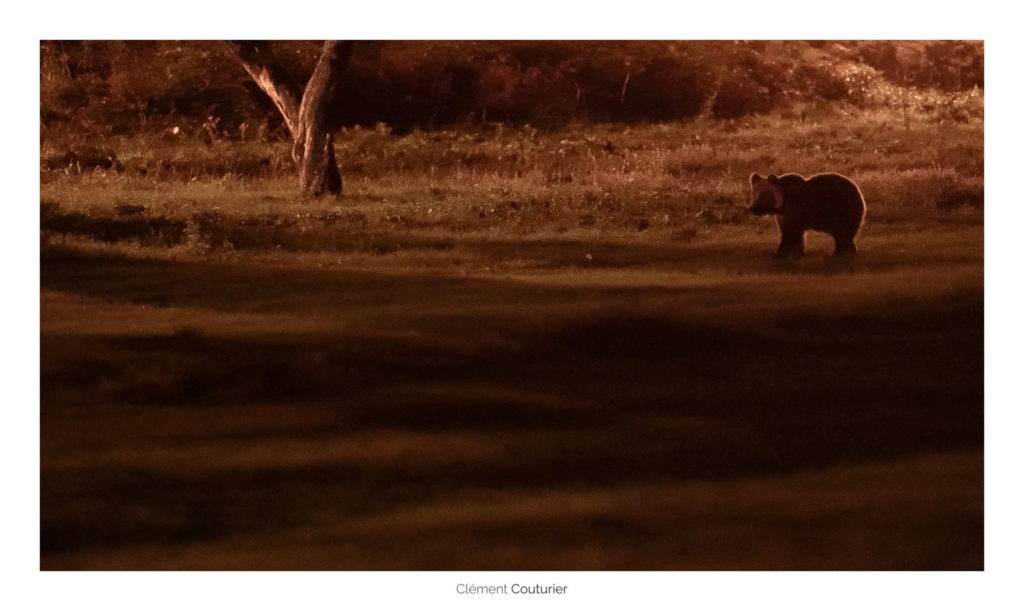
[{"x1": 41, "y1": 40, "x2": 983, "y2": 138}]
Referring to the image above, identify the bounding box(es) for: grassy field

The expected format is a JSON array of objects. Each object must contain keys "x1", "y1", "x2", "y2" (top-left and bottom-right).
[{"x1": 40, "y1": 109, "x2": 983, "y2": 570}]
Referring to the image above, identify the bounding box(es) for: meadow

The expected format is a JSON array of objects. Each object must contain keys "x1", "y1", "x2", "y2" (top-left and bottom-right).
[{"x1": 40, "y1": 107, "x2": 983, "y2": 569}]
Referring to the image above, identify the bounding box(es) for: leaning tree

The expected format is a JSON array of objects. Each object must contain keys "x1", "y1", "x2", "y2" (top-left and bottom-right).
[{"x1": 227, "y1": 40, "x2": 353, "y2": 197}]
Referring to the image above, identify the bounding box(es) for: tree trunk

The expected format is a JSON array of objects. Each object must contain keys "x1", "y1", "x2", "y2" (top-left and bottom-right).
[
  {"x1": 293, "y1": 41, "x2": 352, "y2": 197},
  {"x1": 227, "y1": 40, "x2": 352, "y2": 198}
]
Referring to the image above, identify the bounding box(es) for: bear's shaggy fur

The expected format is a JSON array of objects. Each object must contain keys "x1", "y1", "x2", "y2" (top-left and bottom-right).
[{"x1": 749, "y1": 172, "x2": 866, "y2": 258}]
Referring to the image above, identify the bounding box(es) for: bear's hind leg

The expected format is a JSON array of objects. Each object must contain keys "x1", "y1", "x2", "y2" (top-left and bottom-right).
[{"x1": 832, "y1": 233, "x2": 857, "y2": 256}]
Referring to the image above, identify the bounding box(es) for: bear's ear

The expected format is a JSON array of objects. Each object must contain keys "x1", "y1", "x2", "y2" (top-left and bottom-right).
[
  {"x1": 750, "y1": 173, "x2": 762, "y2": 185},
  {"x1": 767, "y1": 174, "x2": 780, "y2": 185}
]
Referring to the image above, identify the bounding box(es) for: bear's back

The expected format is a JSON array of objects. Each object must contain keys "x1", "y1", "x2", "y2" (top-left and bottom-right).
[
  {"x1": 786, "y1": 173, "x2": 865, "y2": 234},
  {"x1": 804, "y1": 173, "x2": 864, "y2": 206}
]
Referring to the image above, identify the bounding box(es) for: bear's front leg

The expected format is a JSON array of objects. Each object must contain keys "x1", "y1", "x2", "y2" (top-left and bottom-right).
[{"x1": 775, "y1": 227, "x2": 805, "y2": 259}]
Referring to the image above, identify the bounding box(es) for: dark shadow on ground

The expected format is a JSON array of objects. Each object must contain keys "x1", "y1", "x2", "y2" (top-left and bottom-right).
[
  {"x1": 41, "y1": 299, "x2": 983, "y2": 560},
  {"x1": 41, "y1": 245, "x2": 688, "y2": 315}
]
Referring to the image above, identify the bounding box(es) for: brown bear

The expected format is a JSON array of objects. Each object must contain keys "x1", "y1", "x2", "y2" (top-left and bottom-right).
[{"x1": 749, "y1": 172, "x2": 866, "y2": 258}]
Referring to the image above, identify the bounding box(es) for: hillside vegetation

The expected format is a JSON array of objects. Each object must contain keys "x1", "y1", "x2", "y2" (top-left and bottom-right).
[{"x1": 42, "y1": 40, "x2": 983, "y2": 138}]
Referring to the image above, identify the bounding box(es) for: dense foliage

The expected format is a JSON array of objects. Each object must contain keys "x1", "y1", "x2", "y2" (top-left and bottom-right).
[{"x1": 41, "y1": 40, "x2": 983, "y2": 140}]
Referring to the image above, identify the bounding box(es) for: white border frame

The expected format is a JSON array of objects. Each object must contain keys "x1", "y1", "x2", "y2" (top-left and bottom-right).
[{"x1": 7, "y1": 2, "x2": 1021, "y2": 609}]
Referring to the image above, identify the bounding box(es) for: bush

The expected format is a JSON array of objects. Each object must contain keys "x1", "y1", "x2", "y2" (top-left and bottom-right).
[
  {"x1": 854, "y1": 40, "x2": 983, "y2": 91},
  {"x1": 712, "y1": 69, "x2": 774, "y2": 119}
]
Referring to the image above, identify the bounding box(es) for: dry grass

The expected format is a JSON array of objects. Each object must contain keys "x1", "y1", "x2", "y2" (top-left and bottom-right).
[{"x1": 40, "y1": 108, "x2": 983, "y2": 570}]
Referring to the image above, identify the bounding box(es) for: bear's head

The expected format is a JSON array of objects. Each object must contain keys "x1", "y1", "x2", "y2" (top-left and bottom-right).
[{"x1": 749, "y1": 173, "x2": 783, "y2": 215}]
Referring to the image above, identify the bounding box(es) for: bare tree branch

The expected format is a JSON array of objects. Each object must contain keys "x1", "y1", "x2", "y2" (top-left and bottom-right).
[{"x1": 225, "y1": 41, "x2": 303, "y2": 138}]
